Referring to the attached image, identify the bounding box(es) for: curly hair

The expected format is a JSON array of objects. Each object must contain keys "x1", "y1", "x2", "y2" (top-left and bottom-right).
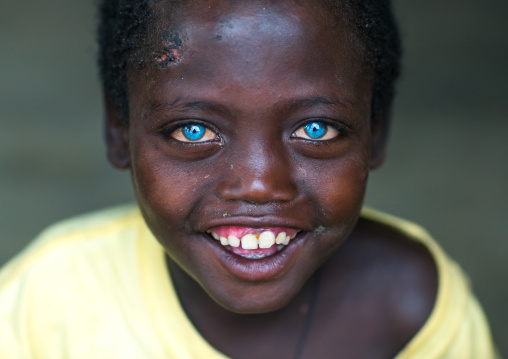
[{"x1": 97, "y1": 0, "x2": 401, "y2": 123}]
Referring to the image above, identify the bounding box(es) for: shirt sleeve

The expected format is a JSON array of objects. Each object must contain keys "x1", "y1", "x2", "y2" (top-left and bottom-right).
[{"x1": 440, "y1": 295, "x2": 501, "y2": 359}]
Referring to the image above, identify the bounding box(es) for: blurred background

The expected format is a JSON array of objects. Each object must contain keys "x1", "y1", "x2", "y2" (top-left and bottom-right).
[{"x1": 1, "y1": 0, "x2": 506, "y2": 354}]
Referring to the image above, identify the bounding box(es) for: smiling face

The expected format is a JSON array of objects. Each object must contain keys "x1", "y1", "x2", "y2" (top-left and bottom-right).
[{"x1": 106, "y1": 0, "x2": 387, "y2": 314}]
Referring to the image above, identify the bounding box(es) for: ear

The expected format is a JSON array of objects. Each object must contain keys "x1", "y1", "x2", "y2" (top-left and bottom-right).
[
  {"x1": 104, "y1": 94, "x2": 130, "y2": 169},
  {"x1": 368, "y1": 103, "x2": 392, "y2": 169}
]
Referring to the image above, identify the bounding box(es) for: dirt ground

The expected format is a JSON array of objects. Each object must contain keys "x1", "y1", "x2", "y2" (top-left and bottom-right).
[{"x1": 1, "y1": 0, "x2": 507, "y2": 354}]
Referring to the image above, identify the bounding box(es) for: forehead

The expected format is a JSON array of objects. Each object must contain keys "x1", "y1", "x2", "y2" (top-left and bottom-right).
[
  {"x1": 157, "y1": 0, "x2": 335, "y2": 29},
  {"x1": 148, "y1": 0, "x2": 364, "y2": 70},
  {"x1": 131, "y1": 0, "x2": 371, "y2": 112}
]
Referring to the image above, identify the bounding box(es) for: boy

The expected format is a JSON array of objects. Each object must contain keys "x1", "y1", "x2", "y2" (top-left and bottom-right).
[{"x1": 0, "y1": 0, "x2": 500, "y2": 358}]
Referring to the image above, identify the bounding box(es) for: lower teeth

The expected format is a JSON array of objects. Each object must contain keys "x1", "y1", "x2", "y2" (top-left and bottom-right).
[
  {"x1": 241, "y1": 253, "x2": 269, "y2": 259},
  {"x1": 223, "y1": 244, "x2": 287, "y2": 259}
]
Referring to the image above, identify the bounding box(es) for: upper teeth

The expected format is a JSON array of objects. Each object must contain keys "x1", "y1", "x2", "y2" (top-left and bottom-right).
[
  {"x1": 259, "y1": 231, "x2": 275, "y2": 248},
  {"x1": 275, "y1": 232, "x2": 287, "y2": 245},
  {"x1": 241, "y1": 234, "x2": 258, "y2": 249},
  {"x1": 207, "y1": 230, "x2": 298, "y2": 249},
  {"x1": 228, "y1": 235, "x2": 240, "y2": 247}
]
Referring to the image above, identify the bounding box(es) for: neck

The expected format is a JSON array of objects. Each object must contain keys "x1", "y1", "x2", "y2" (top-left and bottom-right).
[{"x1": 166, "y1": 256, "x2": 319, "y2": 359}]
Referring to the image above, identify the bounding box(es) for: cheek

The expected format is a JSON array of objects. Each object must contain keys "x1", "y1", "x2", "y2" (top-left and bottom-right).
[
  {"x1": 128, "y1": 135, "x2": 208, "y2": 234},
  {"x1": 129, "y1": 144, "x2": 216, "y2": 278},
  {"x1": 302, "y1": 159, "x2": 368, "y2": 264},
  {"x1": 301, "y1": 153, "x2": 369, "y2": 230}
]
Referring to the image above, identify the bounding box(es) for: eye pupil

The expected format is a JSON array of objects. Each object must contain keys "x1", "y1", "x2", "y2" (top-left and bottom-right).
[
  {"x1": 304, "y1": 122, "x2": 327, "y2": 139},
  {"x1": 182, "y1": 124, "x2": 206, "y2": 141}
]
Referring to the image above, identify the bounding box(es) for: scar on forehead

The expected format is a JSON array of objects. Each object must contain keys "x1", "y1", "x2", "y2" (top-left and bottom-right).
[
  {"x1": 155, "y1": 48, "x2": 181, "y2": 65},
  {"x1": 154, "y1": 29, "x2": 184, "y2": 67}
]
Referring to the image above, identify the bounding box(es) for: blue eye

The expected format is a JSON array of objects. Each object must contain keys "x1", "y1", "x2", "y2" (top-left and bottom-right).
[
  {"x1": 169, "y1": 123, "x2": 218, "y2": 143},
  {"x1": 304, "y1": 122, "x2": 327, "y2": 139},
  {"x1": 182, "y1": 124, "x2": 206, "y2": 141},
  {"x1": 292, "y1": 120, "x2": 340, "y2": 141}
]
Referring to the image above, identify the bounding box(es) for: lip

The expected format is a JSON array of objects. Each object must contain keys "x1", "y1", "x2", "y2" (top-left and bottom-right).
[
  {"x1": 202, "y1": 215, "x2": 308, "y2": 233},
  {"x1": 200, "y1": 223, "x2": 307, "y2": 282}
]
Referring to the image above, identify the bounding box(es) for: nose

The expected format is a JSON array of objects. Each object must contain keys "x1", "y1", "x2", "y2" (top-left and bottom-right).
[{"x1": 214, "y1": 142, "x2": 298, "y2": 204}]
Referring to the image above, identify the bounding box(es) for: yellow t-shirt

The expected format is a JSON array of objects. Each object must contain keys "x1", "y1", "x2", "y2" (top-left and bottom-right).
[{"x1": 0, "y1": 205, "x2": 500, "y2": 358}]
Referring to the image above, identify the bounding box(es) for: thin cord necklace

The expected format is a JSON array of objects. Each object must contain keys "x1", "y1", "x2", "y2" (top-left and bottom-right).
[{"x1": 293, "y1": 268, "x2": 322, "y2": 359}]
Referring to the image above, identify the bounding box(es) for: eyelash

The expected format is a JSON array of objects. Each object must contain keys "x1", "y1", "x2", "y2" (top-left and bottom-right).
[
  {"x1": 162, "y1": 120, "x2": 220, "y2": 143},
  {"x1": 291, "y1": 119, "x2": 348, "y2": 141},
  {"x1": 162, "y1": 119, "x2": 348, "y2": 144}
]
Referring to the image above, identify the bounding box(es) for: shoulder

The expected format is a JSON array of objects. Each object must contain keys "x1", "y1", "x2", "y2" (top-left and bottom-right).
[
  {"x1": 353, "y1": 209, "x2": 439, "y2": 331},
  {"x1": 31, "y1": 203, "x2": 142, "y2": 245},
  {"x1": 357, "y1": 209, "x2": 500, "y2": 358},
  {"x1": 4, "y1": 204, "x2": 140, "y2": 258},
  {"x1": 0, "y1": 204, "x2": 158, "y2": 357},
  {"x1": 317, "y1": 208, "x2": 439, "y2": 356},
  {"x1": 0, "y1": 204, "x2": 142, "y2": 299}
]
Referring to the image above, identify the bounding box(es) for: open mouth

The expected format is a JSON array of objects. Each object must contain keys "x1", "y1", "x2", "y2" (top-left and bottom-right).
[{"x1": 206, "y1": 226, "x2": 300, "y2": 260}]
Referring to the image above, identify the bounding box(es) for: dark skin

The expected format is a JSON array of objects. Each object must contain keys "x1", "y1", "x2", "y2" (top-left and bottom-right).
[{"x1": 105, "y1": 1, "x2": 437, "y2": 358}]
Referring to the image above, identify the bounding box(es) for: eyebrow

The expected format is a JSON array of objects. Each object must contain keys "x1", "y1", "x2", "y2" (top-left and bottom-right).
[
  {"x1": 147, "y1": 98, "x2": 233, "y2": 118},
  {"x1": 282, "y1": 96, "x2": 357, "y2": 112},
  {"x1": 145, "y1": 94, "x2": 356, "y2": 120}
]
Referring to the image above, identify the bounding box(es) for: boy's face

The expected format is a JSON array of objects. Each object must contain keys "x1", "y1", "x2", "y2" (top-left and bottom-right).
[{"x1": 107, "y1": 0, "x2": 384, "y2": 313}]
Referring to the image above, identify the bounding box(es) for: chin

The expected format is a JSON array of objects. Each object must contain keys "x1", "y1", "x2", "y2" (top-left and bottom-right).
[
  {"x1": 203, "y1": 276, "x2": 307, "y2": 315},
  {"x1": 216, "y1": 295, "x2": 293, "y2": 315}
]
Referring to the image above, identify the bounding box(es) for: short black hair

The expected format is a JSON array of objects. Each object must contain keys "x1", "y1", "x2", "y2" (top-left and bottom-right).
[{"x1": 98, "y1": 0, "x2": 401, "y2": 123}]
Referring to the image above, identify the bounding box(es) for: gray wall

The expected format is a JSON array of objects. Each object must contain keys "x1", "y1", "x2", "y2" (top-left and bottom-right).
[{"x1": 1, "y1": 0, "x2": 507, "y2": 354}]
